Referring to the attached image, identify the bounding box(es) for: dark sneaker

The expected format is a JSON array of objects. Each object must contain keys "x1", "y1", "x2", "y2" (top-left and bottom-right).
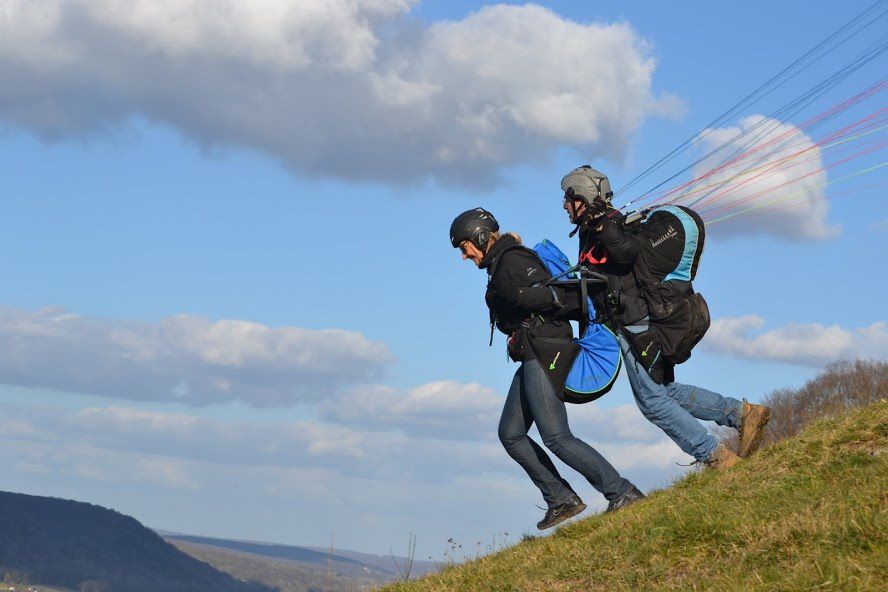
[
  {"x1": 605, "y1": 486, "x2": 645, "y2": 513},
  {"x1": 737, "y1": 398, "x2": 772, "y2": 458},
  {"x1": 536, "y1": 496, "x2": 586, "y2": 530}
]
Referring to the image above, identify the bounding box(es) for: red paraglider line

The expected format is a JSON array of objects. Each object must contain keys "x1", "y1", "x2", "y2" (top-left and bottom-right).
[{"x1": 635, "y1": 81, "x2": 888, "y2": 207}]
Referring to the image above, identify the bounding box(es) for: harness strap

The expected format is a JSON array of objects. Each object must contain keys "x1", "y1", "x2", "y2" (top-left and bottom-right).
[{"x1": 579, "y1": 267, "x2": 589, "y2": 337}]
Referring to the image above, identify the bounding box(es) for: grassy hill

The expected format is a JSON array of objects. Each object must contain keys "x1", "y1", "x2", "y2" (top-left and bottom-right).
[{"x1": 382, "y1": 400, "x2": 888, "y2": 592}]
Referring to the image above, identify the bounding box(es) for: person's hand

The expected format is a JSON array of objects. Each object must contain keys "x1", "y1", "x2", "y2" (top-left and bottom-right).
[{"x1": 589, "y1": 196, "x2": 609, "y2": 219}]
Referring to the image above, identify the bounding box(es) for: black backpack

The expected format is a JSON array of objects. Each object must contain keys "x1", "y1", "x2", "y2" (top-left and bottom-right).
[{"x1": 623, "y1": 205, "x2": 710, "y2": 372}]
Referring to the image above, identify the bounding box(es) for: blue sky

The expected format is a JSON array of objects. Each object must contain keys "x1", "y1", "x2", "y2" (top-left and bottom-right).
[{"x1": 0, "y1": 1, "x2": 885, "y2": 561}]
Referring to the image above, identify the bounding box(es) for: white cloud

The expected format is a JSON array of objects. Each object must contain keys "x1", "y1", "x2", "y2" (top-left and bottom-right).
[
  {"x1": 0, "y1": 2, "x2": 675, "y2": 186},
  {"x1": 0, "y1": 400, "x2": 507, "y2": 483},
  {"x1": 567, "y1": 402, "x2": 664, "y2": 444},
  {"x1": 0, "y1": 390, "x2": 700, "y2": 552},
  {"x1": 679, "y1": 115, "x2": 839, "y2": 240},
  {"x1": 597, "y1": 438, "x2": 688, "y2": 474},
  {"x1": 0, "y1": 306, "x2": 393, "y2": 406},
  {"x1": 320, "y1": 381, "x2": 502, "y2": 441},
  {"x1": 703, "y1": 315, "x2": 888, "y2": 366},
  {"x1": 321, "y1": 382, "x2": 665, "y2": 446},
  {"x1": 0, "y1": 382, "x2": 689, "y2": 486}
]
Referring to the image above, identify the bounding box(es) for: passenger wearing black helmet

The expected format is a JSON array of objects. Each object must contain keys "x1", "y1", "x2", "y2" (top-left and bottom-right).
[
  {"x1": 450, "y1": 208, "x2": 644, "y2": 530},
  {"x1": 560, "y1": 166, "x2": 771, "y2": 469}
]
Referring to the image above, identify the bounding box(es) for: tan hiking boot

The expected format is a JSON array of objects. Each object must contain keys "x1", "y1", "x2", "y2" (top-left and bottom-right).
[
  {"x1": 737, "y1": 398, "x2": 772, "y2": 458},
  {"x1": 706, "y1": 443, "x2": 741, "y2": 469}
]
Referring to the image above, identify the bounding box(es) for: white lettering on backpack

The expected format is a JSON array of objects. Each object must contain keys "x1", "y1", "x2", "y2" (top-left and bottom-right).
[{"x1": 650, "y1": 224, "x2": 677, "y2": 247}]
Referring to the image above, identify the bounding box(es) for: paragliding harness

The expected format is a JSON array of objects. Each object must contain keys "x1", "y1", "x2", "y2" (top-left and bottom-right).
[
  {"x1": 605, "y1": 205, "x2": 711, "y2": 380},
  {"x1": 488, "y1": 240, "x2": 622, "y2": 404}
]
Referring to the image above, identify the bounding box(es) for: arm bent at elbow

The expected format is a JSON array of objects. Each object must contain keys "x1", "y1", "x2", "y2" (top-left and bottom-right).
[{"x1": 596, "y1": 211, "x2": 638, "y2": 265}]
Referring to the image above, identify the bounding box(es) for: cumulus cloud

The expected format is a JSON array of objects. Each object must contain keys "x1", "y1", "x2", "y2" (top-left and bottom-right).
[
  {"x1": 567, "y1": 403, "x2": 664, "y2": 444},
  {"x1": 0, "y1": 1, "x2": 675, "y2": 186},
  {"x1": 0, "y1": 394, "x2": 687, "y2": 489},
  {"x1": 320, "y1": 381, "x2": 502, "y2": 441},
  {"x1": 679, "y1": 115, "x2": 840, "y2": 240},
  {"x1": 0, "y1": 401, "x2": 508, "y2": 483},
  {"x1": 0, "y1": 306, "x2": 393, "y2": 406},
  {"x1": 321, "y1": 381, "x2": 664, "y2": 445},
  {"x1": 703, "y1": 315, "x2": 888, "y2": 367}
]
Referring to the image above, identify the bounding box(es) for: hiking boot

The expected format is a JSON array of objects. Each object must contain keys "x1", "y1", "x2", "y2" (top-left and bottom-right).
[
  {"x1": 706, "y1": 443, "x2": 741, "y2": 469},
  {"x1": 536, "y1": 495, "x2": 586, "y2": 530},
  {"x1": 605, "y1": 486, "x2": 645, "y2": 513},
  {"x1": 737, "y1": 398, "x2": 771, "y2": 458}
]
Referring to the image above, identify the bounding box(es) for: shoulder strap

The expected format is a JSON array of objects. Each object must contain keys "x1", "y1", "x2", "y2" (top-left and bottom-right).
[
  {"x1": 488, "y1": 244, "x2": 551, "y2": 281},
  {"x1": 486, "y1": 244, "x2": 534, "y2": 347}
]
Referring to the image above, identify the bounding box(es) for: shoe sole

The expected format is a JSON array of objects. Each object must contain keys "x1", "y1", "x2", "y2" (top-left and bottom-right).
[
  {"x1": 537, "y1": 502, "x2": 587, "y2": 530},
  {"x1": 738, "y1": 406, "x2": 772, "y2": 458}
]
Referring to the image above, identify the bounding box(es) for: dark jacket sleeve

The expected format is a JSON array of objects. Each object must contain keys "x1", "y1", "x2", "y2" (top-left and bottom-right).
[
  {"x1": 489, "y1": 251, "x2": 555, "y2": 313},
  {"x1": 595, "y1": 210, "x2": 639, "y2": 266}
]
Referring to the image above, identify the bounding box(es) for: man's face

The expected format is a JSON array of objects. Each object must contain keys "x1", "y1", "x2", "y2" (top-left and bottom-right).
[
  {"x1": 563, "y1": 196, "x2": 586, "y2": 224},
  {"x1": 458, "y1": 240, "x2": 485, "y2": 267}
]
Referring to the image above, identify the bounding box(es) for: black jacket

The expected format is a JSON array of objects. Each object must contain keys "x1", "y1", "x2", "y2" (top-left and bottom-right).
[
  {"x1": 578, "y1": 210, "x2": 649, "y2": 327},
  {"x1": 480, "y1": 234, "x2": 572, "y2": 358}
]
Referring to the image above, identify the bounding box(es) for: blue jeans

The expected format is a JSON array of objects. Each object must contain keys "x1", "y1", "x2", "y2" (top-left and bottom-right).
[
  {"x1": 498, "y1": 359, "x2": 634, "y2": 507},
  {"x1": 618, "y1": 333, "x2": 743, "y2": 462}
]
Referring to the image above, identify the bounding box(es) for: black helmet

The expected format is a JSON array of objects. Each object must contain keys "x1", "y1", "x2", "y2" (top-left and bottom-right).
[
  {"x1": 450, "y1": 208, "x2": 499, "y2": 251},
  {"x1": 561, "y1": 165, "x2": 613, "y2": 207}
]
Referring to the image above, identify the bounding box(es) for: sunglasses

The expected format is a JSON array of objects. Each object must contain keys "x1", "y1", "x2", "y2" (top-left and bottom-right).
[{"x1": 563, "y1": 187, "x2": 595, "y2": 203}]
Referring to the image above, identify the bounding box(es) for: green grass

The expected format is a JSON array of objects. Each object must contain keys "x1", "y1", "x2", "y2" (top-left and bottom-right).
[{"x1": 382, "y1": 401, "x2": 888, "y2": 592}]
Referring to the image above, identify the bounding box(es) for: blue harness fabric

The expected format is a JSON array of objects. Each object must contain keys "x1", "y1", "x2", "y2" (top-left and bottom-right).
[
  {"x1": 659, "y1": 205, "x2": 702, "y2": 282},
  {"x1": 532, "y1": 240, "x2": 622, "y2": 399}
]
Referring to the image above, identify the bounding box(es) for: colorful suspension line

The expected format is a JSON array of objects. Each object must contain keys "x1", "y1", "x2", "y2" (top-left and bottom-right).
[
  {"x1": 678, "y1": 110, "x2": 888, "y2": 210},
  {"x1": 643, "y1": 80, "x2": 888, "y2": 209},
  {"x1": 705, "y1": 160, "x2": 888, "y2": 224},
  {"x1": 709, "y1": 181, "x2": 888, "y2": 224},
  {"x1": 620, "y1": 39, "x2": 888, "y2": 212},
  {"x1": 696, "y1": 140, "x2": 888, "y2": 218},
  {"x1": 614, "y1": 0, "x2": 888, "y2": 200},
  {"x1": 668, "y1": 122, "x2": 888, "y2": 207}
]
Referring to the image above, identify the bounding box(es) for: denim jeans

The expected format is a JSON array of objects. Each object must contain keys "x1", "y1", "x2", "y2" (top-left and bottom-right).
[
  {"x1": 618, "y1": 333, "x2": 743, "y2": 462},
  {"x1": 498, "y1": 359, "x2": 634, "y2": 507}
]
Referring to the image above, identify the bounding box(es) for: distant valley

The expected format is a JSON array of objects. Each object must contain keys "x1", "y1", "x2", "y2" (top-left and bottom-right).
[
  {"x1": 0, "y1": 491, "x2": 436, "y2": 592},
  {"x1": 163, "y1": 533, "x2": 438, "y2": 591}
]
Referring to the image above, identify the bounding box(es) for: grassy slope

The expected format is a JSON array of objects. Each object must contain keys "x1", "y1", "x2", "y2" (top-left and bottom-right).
[{"x1": 383, "y1": 401, "x2": 888, "y2": 592}]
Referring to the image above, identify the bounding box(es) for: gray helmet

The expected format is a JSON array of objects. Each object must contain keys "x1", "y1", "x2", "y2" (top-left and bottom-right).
[
  {"x1": 561, "y1": 165, "x2": 613, "y2": 207},
  {"x1": 450, "y1": 207, "x2": 499, "y2": 251}
]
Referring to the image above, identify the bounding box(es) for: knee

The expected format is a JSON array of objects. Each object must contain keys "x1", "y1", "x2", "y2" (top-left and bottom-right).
[
  {"x1": 664, "y1": 383, "x2": 689, "y2": 401},
  {"x1": 498, "y1": 424, "x2": 524, "y2": 450},
  {"x1": 541, "y1": 428, "x2": 572, "y2": 453},
  {"x1": 635, "y1": 393, "x2": 671, "y2": 421}
]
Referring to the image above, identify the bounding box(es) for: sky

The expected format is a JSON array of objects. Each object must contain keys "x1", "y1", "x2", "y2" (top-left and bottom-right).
[{"x1": 0, "y1": 0, "x2": 886, "y2": 562}]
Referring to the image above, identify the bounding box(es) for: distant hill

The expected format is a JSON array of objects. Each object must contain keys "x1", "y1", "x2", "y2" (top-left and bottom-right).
[
  {"x1": 166, "y1": 534, "x2": 379, "y2": 577},
  {"x1": 0, "y1": 492, "x2": 273, "y2": 592},
  {"x1": 304, "y1": 546, "x2": 438, "y2": 578},
  {"x1": 164, "y1": 533, "x2": 437, "y2": 580},
  {"x1": 168, "y1": 539, "x2": 383, "y2": 592},
  {"x1": 381, "y1": 400, "x2": 888, "y2": 591}
]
